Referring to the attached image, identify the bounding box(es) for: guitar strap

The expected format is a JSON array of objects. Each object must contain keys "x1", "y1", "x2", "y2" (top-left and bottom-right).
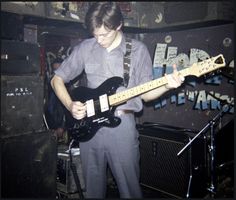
[{"x1": 123, "y1": 37, "x2": 132, "y2": 87}]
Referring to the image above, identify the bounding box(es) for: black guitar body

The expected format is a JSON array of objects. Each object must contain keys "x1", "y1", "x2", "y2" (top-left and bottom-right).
[{"x1": 66, "y1": 77, "x2": 124, "y2": 142}]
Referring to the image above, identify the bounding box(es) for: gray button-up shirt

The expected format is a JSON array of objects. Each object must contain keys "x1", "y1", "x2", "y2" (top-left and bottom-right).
[{"x1": 55, "y1": 32, "x2": 153, "y2": 112}]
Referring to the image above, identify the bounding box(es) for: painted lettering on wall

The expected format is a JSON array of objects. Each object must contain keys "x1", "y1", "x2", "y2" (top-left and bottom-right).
[{"x1": 155, "y1": 90, "x2": 234, "y2": 113}]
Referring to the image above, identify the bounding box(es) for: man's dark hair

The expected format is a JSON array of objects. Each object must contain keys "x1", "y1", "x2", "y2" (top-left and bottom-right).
[{"x1": 85, "y1": 2, "x2": 123, "y2": 34}]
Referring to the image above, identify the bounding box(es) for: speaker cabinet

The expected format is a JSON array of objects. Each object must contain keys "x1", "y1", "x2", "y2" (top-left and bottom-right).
[
  {"x1": 1, "y1": 131, "x2": 57, "y2": 198},
  {"x1": 1, "y1": 75, "x2": 45, "y2": 137},
  {"x1": 139, "y1": 125, "x2": 207, "y2": 198}
]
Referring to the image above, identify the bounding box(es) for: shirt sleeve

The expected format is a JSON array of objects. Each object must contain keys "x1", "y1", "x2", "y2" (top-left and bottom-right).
[{"x1": 54, "y1": 44, "x2": 85, "y2": 83}]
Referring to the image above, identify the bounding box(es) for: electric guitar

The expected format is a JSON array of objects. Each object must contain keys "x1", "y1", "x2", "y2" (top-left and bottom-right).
[{"x1": 66, "y1": 54, "x2": 225, "y2": 142}]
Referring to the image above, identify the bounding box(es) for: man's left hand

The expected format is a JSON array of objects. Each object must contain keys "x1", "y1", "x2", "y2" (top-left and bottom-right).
[{"x1": 165, "y1": 64, "x2": 185, "y2": 89}]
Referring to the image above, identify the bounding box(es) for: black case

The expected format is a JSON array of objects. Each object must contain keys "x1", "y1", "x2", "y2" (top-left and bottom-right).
[
  {"x1": 1, "y1": 75, "x2": 45, "y2": 137},
  {"x1": 1, "y1": 39, "x2": 40, "y2": 75}
]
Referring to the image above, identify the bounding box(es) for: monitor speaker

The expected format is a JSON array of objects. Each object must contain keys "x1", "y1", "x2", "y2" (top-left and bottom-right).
[{"x1": 139, "y1": 125, "x2": 207, "y2": 198}]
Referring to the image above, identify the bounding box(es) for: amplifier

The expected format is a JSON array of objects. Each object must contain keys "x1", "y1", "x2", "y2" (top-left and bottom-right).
[
  {"x1": 1, "y1": 39, "x2": 40, "y2": 75},
  {"x1": 1, "y1": 130, "x2": 57, "y2": 198},
  {"x1": 1, "y1": 75, "x2": 45, "y2": 137},
  {"x1": 57, "y1": 148, "x2": 85, "y2": 194},
  {"x1": 138, "y1": 124, "x2": 208, "y2": 198}
]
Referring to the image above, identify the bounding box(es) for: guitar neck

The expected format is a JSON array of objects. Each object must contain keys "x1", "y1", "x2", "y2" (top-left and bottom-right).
[
  {"x1": 108, "y1": 53, "x2": 226, "y2": 106},
  {"x1": 109, "y1": 67, "x2": 190, "y2": 106}
]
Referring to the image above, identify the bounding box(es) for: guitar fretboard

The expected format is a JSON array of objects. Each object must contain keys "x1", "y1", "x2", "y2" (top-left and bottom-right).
[{"x1": 109, "y1": 68, "x2": 190, "y2": 106}]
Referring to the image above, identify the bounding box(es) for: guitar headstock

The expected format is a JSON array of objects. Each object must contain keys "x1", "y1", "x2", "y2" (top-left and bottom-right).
[{"x1": 190, "y1": 54, "x2": 226, "y2": 77}]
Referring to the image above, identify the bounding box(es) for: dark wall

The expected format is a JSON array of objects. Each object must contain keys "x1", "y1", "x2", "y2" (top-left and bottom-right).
[{"x1": 136, "y1": 23, "x2": 234, "y2": 131}]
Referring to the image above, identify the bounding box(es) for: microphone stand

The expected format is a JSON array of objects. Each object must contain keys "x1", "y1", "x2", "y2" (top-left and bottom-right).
[
  {"x1": 177, "y1": 98, "x2": 233, "y2": 198},
  {"x1": 68, "y1": 139, "x2": 84, "y2": 200}
]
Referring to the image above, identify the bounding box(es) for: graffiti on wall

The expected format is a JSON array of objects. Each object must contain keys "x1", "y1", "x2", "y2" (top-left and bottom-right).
[{"x1": 153, "y1": 43, "x2": 234, "y2": 113}]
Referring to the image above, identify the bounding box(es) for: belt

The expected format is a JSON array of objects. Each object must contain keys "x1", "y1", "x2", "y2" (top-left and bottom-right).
[{"x1": 115, "y1": 110, "x2": 134, "y2": 117}]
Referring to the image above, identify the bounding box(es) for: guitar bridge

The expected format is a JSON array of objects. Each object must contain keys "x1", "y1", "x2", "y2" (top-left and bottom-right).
[{"x1": 92, "y1": 117, "x2": 109, "y2": 124}]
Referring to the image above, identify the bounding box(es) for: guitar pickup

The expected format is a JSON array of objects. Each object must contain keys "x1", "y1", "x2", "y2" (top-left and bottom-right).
[
  {"x1": 99, "y1": 94, "x2": 109, "y2": 112},
  {"x1": 86, "y1": 99, "x2": 95, "y2": 117}
]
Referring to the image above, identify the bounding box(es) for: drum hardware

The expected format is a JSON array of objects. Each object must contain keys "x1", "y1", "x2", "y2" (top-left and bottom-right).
[{"x1": 178, "y1": 95, "x2": 234, "y2": 198}]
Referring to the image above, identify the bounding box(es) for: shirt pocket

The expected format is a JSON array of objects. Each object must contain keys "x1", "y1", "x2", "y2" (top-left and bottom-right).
[{"x1": 84, "y1": 63, "x2": 102, "y2": 75}]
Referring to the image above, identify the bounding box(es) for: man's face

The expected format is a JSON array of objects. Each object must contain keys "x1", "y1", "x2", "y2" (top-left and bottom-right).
[{"x1": 93, "y1": 24, "x2": 121, "y2": 48}]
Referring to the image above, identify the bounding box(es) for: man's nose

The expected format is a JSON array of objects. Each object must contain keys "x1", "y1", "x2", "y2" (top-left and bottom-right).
[{"x1": 97, "y1": 36, "x2": 103, "y2": 44}]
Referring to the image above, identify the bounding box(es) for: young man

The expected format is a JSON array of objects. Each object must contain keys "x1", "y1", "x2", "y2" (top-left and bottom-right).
[{"x1": 51, "y1": 2, "x2": 184, "y2": 198}]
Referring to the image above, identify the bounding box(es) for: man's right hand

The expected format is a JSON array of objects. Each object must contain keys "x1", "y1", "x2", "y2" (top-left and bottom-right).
[{"x1": 69, "y1": 101, "x2": 87, "y2": 120}]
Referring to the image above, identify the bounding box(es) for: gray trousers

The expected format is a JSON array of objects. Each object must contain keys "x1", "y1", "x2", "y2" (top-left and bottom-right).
[{"x1": 79, "y1": 113, "x2": 142, "y2": 199}]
